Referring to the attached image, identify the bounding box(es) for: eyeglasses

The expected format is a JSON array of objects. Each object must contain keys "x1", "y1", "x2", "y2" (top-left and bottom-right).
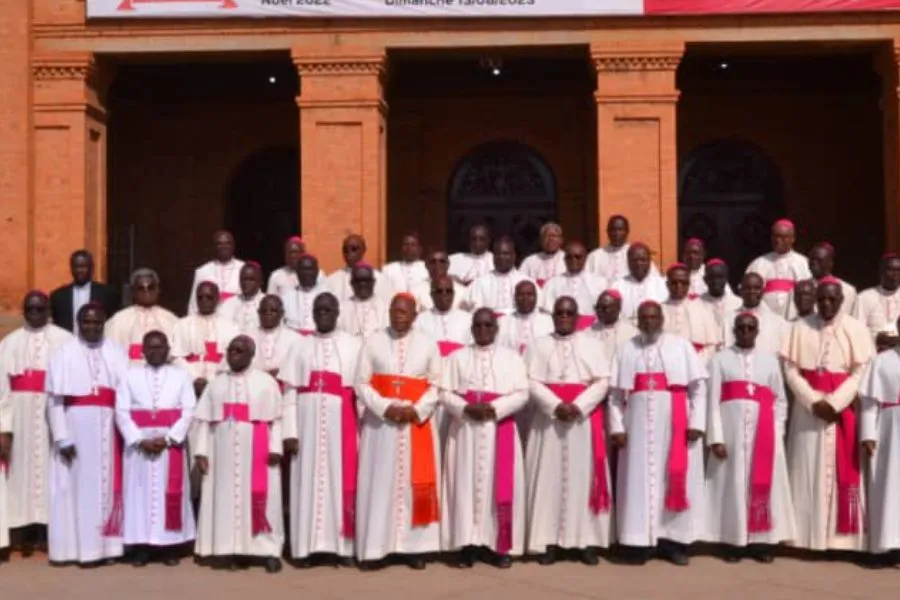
[
  {"x1": 433, "y1": 288, "x2": 454, "y2": 295},
  {"x1": 136, "y1": 284, "x2": 157, "y2": 292},
  {"x1": 472, "y1": 322, "x2": 495, "y2": 329}
]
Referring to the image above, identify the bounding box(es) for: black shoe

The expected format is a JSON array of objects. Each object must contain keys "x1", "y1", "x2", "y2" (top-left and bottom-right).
[
  {"x1": 293, "y1": 557, "x2": 313, "y2": 569},
  {"x1": 337, "y1": 555, "x2": 356, "y2": 568},
  {"x1": 493, "y1": 554, "x2": 512, "y2": 569},
  {"x1": 722, "y1": 553, "x2": 741, "y2": 564},
  {"x1": 20, "y1": 543, "x2": 34, "y2": 559},
  {"x1": 163, "y1": 554, "x2": 180, "y2": 567},
  {"x1": 357, "y1": 560, "x2": 382, "y2": 571},
  {"x1": 264, "y1": 557, "x2": 282, "y2": 574},
  {"x1": 132, "y1": 550, "x2": 150, "y2": 568},
  {"x1": 78, "y1": 560, "x2": 105, "y2": 569},
  {"x1": 579, "y1": 548, "x2": 600, "y2": 566},
  {"x1": 211, "y1": 557, "x2": 233, "y2": 571},
  {"x1": 747, "y1": 544, "x2": 774, "y2": 564},
  {"x1": 456, "y1": 547, "x2": 476, "y2": 568},
  {"x1": 407, "y1": 555, "x2": 426, "y2": 570},
  {"x1": 658, "y1": 541, "x2": 690, "y2": 567},
  {"x1": 537, "y1": 546, "x2": 558, "y2": 566}
]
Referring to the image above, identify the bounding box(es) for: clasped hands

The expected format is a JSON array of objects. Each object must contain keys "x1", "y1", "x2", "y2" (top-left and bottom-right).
[
  {"x1": 554, "y1": 403, "x2": 583, "y2": 422},
  {"x1": 384, "y1": 403, "x2": 420, "y2": 425},
  {"x1": 464, "y1": 402, "x2": 497, "y2": 422},
  {"x1": 138, "y1": 437, "x2": 169, "y2": 456},
  {"x1": 811, "y1": 396, "x2": 840, "y2": 423}
]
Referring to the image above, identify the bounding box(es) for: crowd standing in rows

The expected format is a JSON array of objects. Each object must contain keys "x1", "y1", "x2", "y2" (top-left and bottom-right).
[{"x1": 2, "y1": 216, "x2": 900, "y2": 574}]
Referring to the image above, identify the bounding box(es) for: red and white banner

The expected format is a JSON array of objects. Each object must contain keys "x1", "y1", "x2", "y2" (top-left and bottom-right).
[{"x1": 85, "y1": 0, "x2": 900, "y2": 18}]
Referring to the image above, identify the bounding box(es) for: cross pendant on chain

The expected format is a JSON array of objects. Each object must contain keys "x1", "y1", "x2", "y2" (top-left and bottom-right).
[
  {"x1": 392, "y1": 378, "x2": 403, "y2": 398},
  {"x1": 746, "y1": 382, "x2": 756, "y2": 396}
]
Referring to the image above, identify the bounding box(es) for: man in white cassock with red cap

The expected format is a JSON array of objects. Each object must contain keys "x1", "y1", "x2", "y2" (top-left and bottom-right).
[
  {"x1": 519, "y1": 222, "x2": 565, "y2": 288},
  {"x1": 745, "y1": 219, "x2": 811, "y2": 318},
  {"x1": 610, "y1": 300, "x2": 708, "y2": 566},
  {"x1": 281, "y1": 292, "x2": 362, "y2": 567},
  {"x1": 188, "y1": 230, "x2": 244, "y2": 314},
  {"x1": 105, "y1": 269, "x2": 178, "y2": 365},
  {"x1": 282, "y1": 254, "x2": 327, "y2": 336},
  {"x1": 46, "y1": 302, "x2": 129, "y2": 566},
  {"x1": 610, "y1": 243, "x2": 668, "y2": 325},
  {"x1": 218, "y1": 262, "x2": 265, "y2": 335},
  {"x1": 541, "y1": 241, "x2": 607, "y2": 331}
]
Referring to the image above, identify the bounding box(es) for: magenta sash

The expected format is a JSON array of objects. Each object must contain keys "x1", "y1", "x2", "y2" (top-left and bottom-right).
[
  {"x1": 219, "y1": 402, "x2": 272, "y2": 536},
  {"x1": 692, "y1": 343, "x2": 705, "y2": 354},
  {"x1": 688, "y1": 292, "x2": 699, "y2": 300},
  {"x1": 128, "y1": 344, "x2": 143, "y2": 361},
  {"x1": 764, "y1": 279, "x2": 795, "y2": 294},
  {"x1": 576, "y1": 315, "x2": 597, "y2": 332},
  {"x1": 438, "y1": 340, "x2": 465, "y2": 358},
  {"x1": 462, "y1": 389, "x2": 514, "y2": 553},
  {"x1": 720, "y1": 380, "x2": 776, "y2": 533},
  {"x1": 800, "y1": 368, "x2": 858, "y2": 534},
  {"x1": 219, "y1": 292, "x2": 236, "y2": 302},
  {"x1": 298, "y1": 329, "x2": 315, "y2": 337},
  {"x1": 9, "y1": 370, "x2": 46, "y2": 393},
  {"x1": 186, "y1": 341, "x2": 224, "y2": 364},
  {"x1": 64, "y1": 387, "x2": 123, "y2": 536},
  {"x1": 536, "y1": 278, "x2": 547, "y2": 288},
  {"x1": 633, "y1": 373, "x2": 689, "y2": 512},
  {"x1": 546, "y1": 382, "x2": 610, "y2": 515},
  {"x1": 130, "y1": 409, "x2": 185, "y2": 532},
  {"x1": 298, "y1": 370, "x2": 358, "y2": 539}
]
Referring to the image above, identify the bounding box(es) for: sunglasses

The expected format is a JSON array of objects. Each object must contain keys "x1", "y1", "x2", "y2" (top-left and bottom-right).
[
  {"x1": 136, "y1": 284, "x2": 157, "y2": 292},
  {"x1": 433, "y1": 288, "x2": 454, "y2": 295}
]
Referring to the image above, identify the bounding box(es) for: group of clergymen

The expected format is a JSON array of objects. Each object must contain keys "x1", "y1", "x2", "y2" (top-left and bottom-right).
[{"x1": 2, "y1": 215, "x2": 900, "y2": 574}]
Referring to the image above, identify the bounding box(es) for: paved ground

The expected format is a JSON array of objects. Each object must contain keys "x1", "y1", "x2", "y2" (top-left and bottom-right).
[{"x1": 3, "y1": 552, "x2": 898, "y2": 600}]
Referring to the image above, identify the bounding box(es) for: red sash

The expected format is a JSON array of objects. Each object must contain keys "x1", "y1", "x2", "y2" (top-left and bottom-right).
[
  {"x1": 9, "y1": 370, "x2": 46, "y2": 393},
  {"x1": 720, "y1": 380, "x2": 776, "y2": 533},
  {"x1": 297, "y1": 370, "x2": 358, "y2": 539},
  {"x1": 633, "y1": 373, "x2": 690, "y2": 512},
  {"x1": 128, "y1": 344, "x2": 143, "y2": 361},
  {"x1": 764, "y1": 279, "x2": 795, "y2": 294},
  {"x1": 576, "y1": 315, "x2": 597, "y2": 332},
  {"x1": 186, "y1": 341, "x2": 224, "y2": 364},
  {"x1": 64, "y1": 387, "x2": 123, "y2": 537},
  {"x1": 219, "y1": 292, "x2": 236, "y2": 302},
  {"x1": 437, "y1": 340, "x2": 465, "y2": 358},
  {"x1": 130, "y1": 409, "x2": 185, "y2": 532}
]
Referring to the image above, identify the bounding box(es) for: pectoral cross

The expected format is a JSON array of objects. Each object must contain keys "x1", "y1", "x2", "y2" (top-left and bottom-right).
[{"x1": 746, "y1": 382, "x2": 756, "y2": 397}]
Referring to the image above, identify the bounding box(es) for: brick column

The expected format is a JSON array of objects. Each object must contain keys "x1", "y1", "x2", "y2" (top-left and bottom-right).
[
  {"x1": 32, "y1": 54, "x2": 112, "y2": 290},
  {"x1": 293, "y1": 49, "x2": 388, "y2": 272},
  {"x1": 592, "y1": 43, "x2": 684, "y2": 268},
  {"x1": 880, "y1": 42, "x2": 900, "y2": 253}
]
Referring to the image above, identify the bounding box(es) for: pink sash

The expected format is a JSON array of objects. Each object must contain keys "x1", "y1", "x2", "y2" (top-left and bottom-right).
[
  {"x1": 764, "y1": 279, "x2": 795, "y2": 294},
  {"x1": 64, "y1": 387, "x2": 123, "y2": 536},
  {"x1": 219, "y1": 292, "x2": 236, "y2": 302},
  {"x1": 186, "y1": 341, "x2": 224, "y2": 364},
  {"x1": 576, "y1": 315, "x2": 597, "y2": 332},
  {"x1": 462, "y1": 389, "x2": 514, "y2": 553},
  {"x1": 800, "y1": 368, "x2": 859, "y2": 534},
  {"x1": 128, "y1": 344, "x2": 143, "y2": 361},
  {"x1": 437, "y1": 340, "x2": 465, "y2": 358},
  {"x1": 298, "y1": 329, "x2": 315, "y2": 337},
  {"x1": 298, "y1": 370, "x2": 358, "y2": 539},
  {"x1": 130, "y1": 409, "x2": 185, "y2": 532},
  {"x1": 545, "y1": 382, "x2": 610, "y2": 515},
  {"x1": 218, "y1": 403, "x2": 272, "y2": 536},
  {"x1": 692, "y1": 342, "x2": 705, "y2": 354},
  {"x1": 688, "y1": 292, "x2": 699, "y2": 300},
  {"x1": 720, "y1": 380, "x2": 776, "y2": 533},
  {"x1": 9, "y1": 370, "x2": 46, "y2": 393},
  {"x1": 633, "y1": 373, "x2": 689, "y2": 512}
]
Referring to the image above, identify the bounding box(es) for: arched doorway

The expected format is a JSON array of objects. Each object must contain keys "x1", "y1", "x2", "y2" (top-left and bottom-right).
[
  {"x1": 679, "y1": 139, "x2": 783, "y2": 286},
  {"x1": 225, "y1": 146, "x2": 300, "y2": 279},
  {"x1": 447, "y1": 141, "x2": 558, "y2": 259}
]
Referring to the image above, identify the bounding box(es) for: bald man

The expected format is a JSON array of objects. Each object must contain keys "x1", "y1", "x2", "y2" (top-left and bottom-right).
[
  {"x1": 541, "y1": 241, "x2": 608, "y2": 330},
  {"x1": 802, "y1": 242, "x2": 857, "y2": 319},
  {"x1": 188, "y1": 230, "x2": 245, "y2": 315},
  {"x1": 520, "y1": 222, "x2": 565, "y2": 288},
  {"x1": 745, "y1": 219, "x2": 811, "y2": 318},
  {"x1": 610, "y1": 243, "x2": 668, "y2": 325},
  {"x1": 326, "y1": 234, "x2": 393, "y2": 304}
]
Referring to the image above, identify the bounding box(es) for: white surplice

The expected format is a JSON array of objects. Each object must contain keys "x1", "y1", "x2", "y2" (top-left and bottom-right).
[
  {"x1": 745, "y1": 251, "x2": 810, "y2": 318},
  {"x1": 193, "y1": 369, "x2": 284, "y2": 557},
  {"x1": 586, "y1": 319, "x2": 639, "y2": 381},
  {"x1": 414, "y1": 308, "x2": 472, "y2": 348},
  {"x1": 722, "y1": 303, "x2": 788, "y2": 355},
  {"x1": 541, "y1": 271, "x2": 609, "y2": 316},
  {"x1": 115, "y1": 364, "x2": 196, "y2": 546},
  {"x1": 171, "y1": 314, "x2": 240, "y2": 383},
  {"x1": 610, "y1": 334, "x2": 708, "y2": 547},
  {"x1": 266, "y1": 267, "x2": 325, "y2": 298},
  {"x1": 855, "y1": 286, "x2": 900, "y2": 338},
  {"x1": 467, "y1": 269, "x2": 537, "y2": 317},
  {"x1": 861, "y1": 349, "x2": 900, "y2": 552},
  {"x1": 448, "y1": 251, "x2": 494, "y2": 285},
  {"x1": 250, "y1": 325, "x2": 304, "y2": 380},
  {"x1": 440, "y1": 344, "x2": 529, "y2": 554},
  {"x1": 0, "y1": 324, "x2": 72, "y2": 528},
  {"x1": 382, "y1": 260, "x2": 430, "y2": 294},
  {"x1": 661, "y1": 299, "x2": 721, "y2": 364},
  {"x1": 338, "y1": 297, "x2": 388, "y2": 342},
  {"x1": 188, "y1": 259, "x2": 245, "y2": 315},
  {"x1": 786, "y1": 277, "x2": 858, "y2": 321},
  {"x1": 689, "y1": 266, "x2": 708, "y2": 298},
  {"x1": 587, "y1": 244, "x2": 630, "y2": 282},
  {"x1": 704, "y1": 347, "x2": 796, "y2": 546},
  {"x1": 525, "y1": 333, "x2": 613, "y2": 551},
  {"x1": 700, "y1": 290, "x2": 742, "y2": 338},
  {"x1": 105, "y1": 306, "x2": 179, "y2": 365},
  {"x1": 46, "y1": 337, "x2": 129, "y2": 562},
  {"x1": 282, "y1": 283, "x2": 328, "y2": 334},
  {"x1": 781, "y1": 314, "x2": 874, "y2": 551},
  {"x1": 411, "y1": 279, "x2": 468, "y2": 313},
  {"x1": 520, "y1": 251, "x2": 565, "y2": 286},
  {"x1": 280, "y1": 330, "x2": 362, "y2": 559},
  {"x1": 326, "y1": 267, "x2": 394, "y2": 304},
  {"x1": 218, "y1": 292, "x2": 264, "y2": 335},
  {"x1": 611, "y1": 273, "x2": 669, "y2": 325},
  {"x1": 354, "y1": 329, "x2": 442, "y2": 561}
]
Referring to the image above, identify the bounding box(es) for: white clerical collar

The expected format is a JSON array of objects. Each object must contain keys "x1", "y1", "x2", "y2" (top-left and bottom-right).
[
  {"x1": 880, "y1": 286, "x2": 900, "y2": 296},
  {"x1": 261, "y1": 326, "x2": 282, "y2": 336},
  {"x1": 606, "y1": 244, "x2": 626, "y2": 253},
  {"x1": 388, "y1": 328, "x2": 412, "y2": 339},
  {"x1": 316, "y1": 329, "x2": 337, "y2": 339},
  {"x1": 639, "y1": 333, "x2": 662, "y2": 347},
  {"x1": 135, "y1": 305, "x2": 156, "y2": 313},
  {"x1": 742, "y1": 304, "x2": 762, "y2": 312},
  {"x1": 432, "y1": 308, "x2": 452, "y2": 317},
  {"x1": 241, "y1": 292, "x2": 261, "y2": 302},
  {"x1": 667, "y1": 298, "x2": 687, "y2": 306},
  {"x1": 74, "y1": 281, "x2": 91, "y2": 289},
  {"x1": 515, "y1": 311, "x2": 535, "y2": 320},
  {"x1": 564, "y1": 270, "x2": 584, "y2": 278},
  {"x1": 80, "y1": 338, "x2": 103, "y2": 350},
  {"x1": 24, "y1": 323, "x2": 47, "y2": 333},
  {"x1": 733, "y1": 345, "x2": 755, "y2": 354},
  {"x1": 351, "y1": 296, "x2": 375, "y2": 304},
  {"x1": 474, "y1": 343, "x2": 494, "y2": 352}
]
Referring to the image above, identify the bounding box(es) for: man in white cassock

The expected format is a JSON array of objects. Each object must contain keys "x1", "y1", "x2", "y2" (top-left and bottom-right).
[
  {"x1": 525, "y1": 297, "x2": 613, "y2": 566},
  {"x1": 282, "y1": 254, "x2": 327, "y2": 336},
  {"x1": 188, "y1": 230, "x2": 245, "y2": 315},
  {"x1": 745, "y1": 219, "x2": 811, "y2": 318},
  {"x1": 781, "y1": 278, "x2": 874, "y2": 554},
  {"x1": 106, "y1": 269, "x2": 178, "y2": 365},
  {"x1": 700, "y1": 259, "x2": 741, "y2": 335},
  {"x1": 467, "y1": 237, "x2": 536, "y2": 317},
  {"x1": 267, "y1": 236, "x2": 325, "y2": 296},
  {"x1": 449, "y1": 224, "x2": 494, "y2": 286},
  {"x1": 682, "y1": 238, "x2": 708, "y2": 299},
  {"x1": 338, "y1": 264, "x2": 388, "y2": 341},
  {"x1": 193, "y1": 335, "x2": 284, "y2": 573},
  {"x1": 610, "y1": 300, "x2": 708, "y2": 566},
  {"x1": 0, "y1": 291, "x2": 72, "y2": 554},
  {"x1": 860, "y1": 321, "x2": 900, "y2": 564},
  {"x1": 46, "y1": 303, "x2": 129, "y2": 565},
  {"x1": 723, "y1": 272, "x2": 787, "y2": 354},
  {"x1": 855, "y1": 253, "x2": 900, "y2": 345},
  {"x1": 218, "y1": 262, "x2": 265, "y2": 334},
  {"x1": 705, "y1": 313, "x2": 795, "y2": 563},
  {"x1": 250, "y1": 295, "x2": 304, "y2": 390},
  {"x1": 661, "y1": 264, "x2": 720, "y2": 364},
  {"x1": 382, "y1": 233, "x2": 429, "y2": 293},
  {"x1": 587, "y1": 215, "x2": 632, "y2": 282},
  {"x1": 354, "y1": 294, "x2": 442, "y2": 569},
  {"x1": 791, "y1": 279, "x2": 817, "y2": 323},
  {"x1": 326, "y1": 235, "x2": 393, "y2": 303},
  {"x1": 115, "y1": 331, "x2": 195, "y2": 566},
  {"x1": 610, "y1": 243, "x2": 668, "y2": 325},
  {"x1": 587, "y1": 290, "x2": 638, "y2": 379},
  {"x1": 412, "y1": 250, "x2": 467, "y2": 312},
  {"x1": 804, "y1": 243, "x2": 858, "y2": 318},
  {"x1": 519, "y1": 222, "x2": 565, "y2": 288},
  {"x1": 415, "y1": 275, "x2": 472, "y2": 359},
  {"x1": 440, "y1": 309, "x2": 529, "y2": 569},
  {"x1": 541, "y1": 241, "x2": 607, "y2": 331}
]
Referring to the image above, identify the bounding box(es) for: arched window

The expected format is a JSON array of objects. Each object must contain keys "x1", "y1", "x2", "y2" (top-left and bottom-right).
[{"x1": 447, "y1": 141, "x2": 558, "y2": 259}]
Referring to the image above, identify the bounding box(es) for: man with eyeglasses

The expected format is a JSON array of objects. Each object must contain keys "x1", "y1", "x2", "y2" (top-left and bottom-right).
[
  {"x1": 0, "y1": 291, "x2": 72, "y2": 556},
  {"x1": 587, "y1": 290, "x2": 638, "y2": 379},
  {"x1": 281, "y1": 292, "x2": 362, "y2": 568},
  {"x1": 188, "y1": 230, "x2": 245, "y2": 315},
  {"x1": 467, "y1": 237, "x2": 536, "y2": 318},
  {"x1": 412, "y1": 249, "x2": 467, "y2": 312},
  {"x1": 105, "y1": 269, "x2": 179, "y2": 365},
  {"x1": 661, "y1": 263, "x2": 720, "y2": 365},
  {"x1": 440, "y1": 308, "x2": 529, "y2": 569},
  {"x1": 338, "y1": 264, "x2": 388, "y2": 341},
  {"x1": 218, "y1": 262, "x2": 266, "y2": 335},
  {"x1": 49, "y1": 249, "x2": 120, "y2": 335},
  {"x1": 542, "y1": 241, "x2": 608, "y2": 331},
  {"x1": 520, "y1": 222, "x2": 566, "y2": 288},
  {"x1": 722, "y1": 272, "x2": 788, "y2": 355},
  {"x1": 610, "y1": 300, "x2": 708, "y2": 566},
  {"x1": 326, "y1": 234, "x2": 393, "y2": 304},
  {"x1": 705, "y1": 312, "x2": 794, "y2": 564},
  {"x1": 449, "y1": 224, "x2": 494, "y2": 286},
  {"x1": 250, "y1": 295, "x2": 304, "y2": 389},
  {"x1": 382, "y1": 232, "x2": 429, "y2": 294},
  {"x1": 282, "y1": 254, "x2": 328, "y2": 335}
]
